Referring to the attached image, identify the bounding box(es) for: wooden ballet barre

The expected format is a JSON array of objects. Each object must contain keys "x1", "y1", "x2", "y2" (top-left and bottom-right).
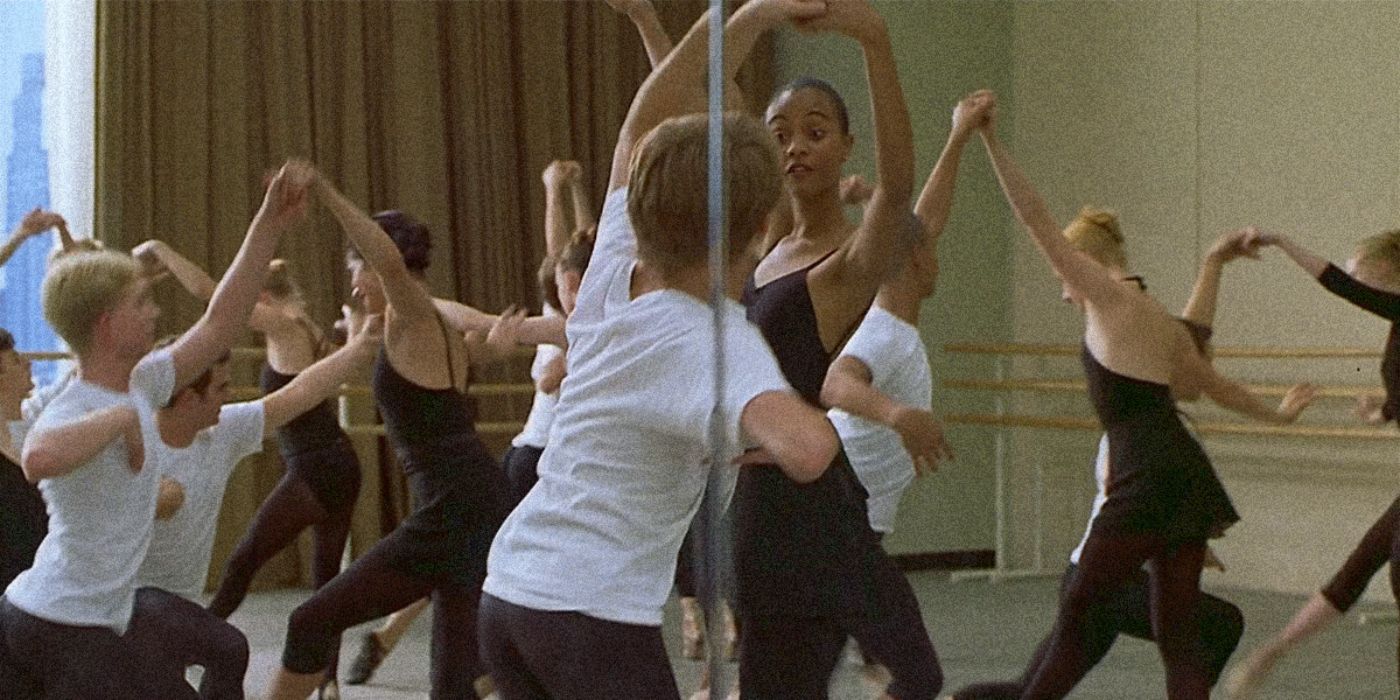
[
  {"x1": 943, "y1": 413, "x2": 1400, "y2": 440},
  {"x1": 341, "y1": 421, "x2": 524, "y2": 437},
  {"x1": 943, "y1": 342, "x2": 1381, "y2": 359},
  {"x1": 944, "y1": 378, "x2": 1378, "y2": 400}
]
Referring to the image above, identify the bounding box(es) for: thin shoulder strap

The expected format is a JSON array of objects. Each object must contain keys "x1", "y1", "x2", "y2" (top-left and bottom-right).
[{"x1": 433, "y1": 313, "x2": 458, "y2": 388}]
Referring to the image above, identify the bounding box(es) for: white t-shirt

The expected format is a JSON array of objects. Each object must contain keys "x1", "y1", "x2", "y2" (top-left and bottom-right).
[
  {"x1": 485, "y1": 188, "x2": 792, "y2": 626},
  {"x1": 827, "y1": 305, "x2": 933, "y2": 534},
  {"x1": 511, "y1": 306, "x2": 564, "y2": 450},
  {"x1": 5, "y1": 350, "x2": 175, "y2": 634},
  {"x1": 10, "y1": 370, "x2": 75, "y2": 448},
  {"x1": 138, "y1": 401, "x2": 264, "y2": 600}
]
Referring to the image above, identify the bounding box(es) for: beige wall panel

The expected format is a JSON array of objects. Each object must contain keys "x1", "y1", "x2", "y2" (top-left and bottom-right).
[{"x1": 1194, "y1": 1, "x2": 1400, "y2": 598}]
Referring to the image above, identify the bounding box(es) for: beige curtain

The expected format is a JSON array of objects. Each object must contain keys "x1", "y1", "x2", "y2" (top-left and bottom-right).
[{"x1": 95, "y1": 0, "x2": 772, "y2": 592}]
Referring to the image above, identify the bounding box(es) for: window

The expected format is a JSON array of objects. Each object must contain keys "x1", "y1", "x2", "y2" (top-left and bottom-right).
[{"x1": 0, "y1": 0, "x2": 93, "y2": 385}]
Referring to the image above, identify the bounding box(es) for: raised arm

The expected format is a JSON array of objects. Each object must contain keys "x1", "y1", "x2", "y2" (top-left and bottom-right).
[
  {"x1": 262, "y1": 310, "x2": 381, "y2": 432},
  {"x1": 0, "y1": 209, "x2": 62, "y2": 268},
  {"x1": 567, "y1": 166, "x2": 597, "y2": 235},
  {"x1": 914, "y1": 92, "x2": 992, "y2": 253},
  {"x1": 808, "y1": 0, "x2": 916, "y2": 283},
  {"x1": 607, "y1": 0, "x2": 823, "y2": 192},
  {"x1": 1251, "y1": 229, "x2": 1400, "y2": 321},
  {"x1": 541, "y1": 161, "x2": 578, "y2": 260},
  {"x1": 979, "y1": 120, "x2": 1125, "y2": 305},
  {"x1": 131, "y1": 239, "x2": 217, "y2": 301},
  {"x1": 315, "y1": 173, "x2": 438, "y2": 324},
  {"x1": 165, "y1": 161, "x2": 311, "y2": 390},
  {"x1": 820, "y1": 355, "x2": 951, "y2": 473},
  {"x1": 1181, "y1": 228, "x2": 1257, "y2": 327},
  {"x1": 607, "y1": 0, "x2": 674, "y2": 69}
]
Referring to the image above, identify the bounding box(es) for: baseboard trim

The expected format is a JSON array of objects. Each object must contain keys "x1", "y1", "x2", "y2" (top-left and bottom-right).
[{"x1": 892, "y1": 550, "x2": 995, "y2": 572}]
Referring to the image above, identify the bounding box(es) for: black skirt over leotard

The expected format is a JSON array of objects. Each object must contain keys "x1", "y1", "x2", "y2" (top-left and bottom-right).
[
  {"x1": 734, "y1": 257, "x2": 882, "y2": 617},
  {"x1": 370, "y1": 329, "x2": 507, "y2": 586},
  {"x1": 1082, "y1": 346, "x2": 1238, "y2": 542}
]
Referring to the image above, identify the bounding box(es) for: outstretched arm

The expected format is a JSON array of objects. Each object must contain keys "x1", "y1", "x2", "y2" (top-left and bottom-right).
[
  {"x1": 1180, "y1": 228, "x2": 1257, "y2": 327},
  {"x1": 166, "y1": 161, "x2": 311, "y2": 390},
  {"x1": 1251, "y1": 228, "x2": 1400, "y2": 321},
  {"x1": 262, "y1": 309, "x2": 382, "y2": 432},
  {"x1": 1176, "y1": 329, "x2": 1316, "y2": 424},
  {"x1": 820, "y1": 356, "x2": 952, "y2": 473},
  {"x1": 434, "y1": 298, "x2": 566, "y2": 347},
  {"x1": 607, "y1": 0, "x2": 823, "y2": 192},
  {"x1": 979, "y1": 119, "x2": 1125, "y2": 306}
]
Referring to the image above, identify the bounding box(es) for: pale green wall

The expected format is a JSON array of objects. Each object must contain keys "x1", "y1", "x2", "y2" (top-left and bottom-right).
[
  {"x1": 772, "y1": 1, "x2": 1400, "y2": 601},
  {"x1": 772, "y1": 1, "x2": 1017, "y2": 555}
]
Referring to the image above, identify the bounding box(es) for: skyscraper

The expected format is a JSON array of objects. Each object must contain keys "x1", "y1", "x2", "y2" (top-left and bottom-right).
[{"x1": 2, "y1": 53, "x2": 57, "y2": 384}]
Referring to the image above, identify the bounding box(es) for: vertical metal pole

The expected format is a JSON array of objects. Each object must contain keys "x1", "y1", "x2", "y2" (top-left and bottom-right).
[{"x1": 704, "y1": 2, "x2": 729, "y2": 697}]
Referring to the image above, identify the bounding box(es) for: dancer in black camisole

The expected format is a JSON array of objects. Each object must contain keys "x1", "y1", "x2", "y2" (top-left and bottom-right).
[
  {"x1": 263, "y1": 171, "x2": 506, "y2": 700},
  {"x1": 734, "y1": 4, "x2": 953, "y2": 698},
  {"x1": 976, "y1": 94, "x2": 1313, "y2": 699}
]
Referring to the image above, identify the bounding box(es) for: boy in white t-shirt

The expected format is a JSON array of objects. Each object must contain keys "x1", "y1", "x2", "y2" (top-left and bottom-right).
[
  {"x1": 478, "y1": 2, "x2": 838, "y2": 698},
  {"x1": 128, "y1": 311, "x2": 378, "y2": 695},
  {"x1": 821, "y1": 91, "x2": 996, "y2": 538},
  {"x1": 0, "y1": 162, "x2": 311, "y2": 699}
]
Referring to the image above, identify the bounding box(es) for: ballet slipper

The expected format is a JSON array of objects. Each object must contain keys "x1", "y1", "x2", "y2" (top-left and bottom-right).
[
  {"x1": 1222, "y1": 650, "x2": 1278, "y2": 699},
  {"x1": 316, "y1": 678, "x2": 340, "y2": 700}
]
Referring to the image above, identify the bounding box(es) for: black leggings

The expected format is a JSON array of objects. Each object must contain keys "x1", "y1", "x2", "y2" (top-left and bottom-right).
[
  {"x1": 1317, "y1": 493, "x2": 1400, "y2": 689},
  {"x1": 478, "y1": 593, "x2": 680, "y2": 700},
  {"x1": 738, "y1": 550, "x2": 942, "y2": 700},
  {"x1": 951, "y1": 565, "x2": 1243, "y2": 700},
  {"x1": 502, "y1": 445, "x2": 544, "y2": 511},
  {"x1": 1021, "y1": 530, "x2": 1209, "y2": 700},
  {"x1": 280, "y1": 528, "x2": 482, "y2": 699},
  {"x1": 128, "y1": 587, "x2": 250, "y2": 699},
  {"x1": 208, "y1": 454, "x2": 358, "y2": 675},
  {"x1": 1, "y1": 595, "x2": 201, "y2": 700}
]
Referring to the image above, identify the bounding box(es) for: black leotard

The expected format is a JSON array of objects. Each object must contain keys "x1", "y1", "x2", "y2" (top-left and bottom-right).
[
  {"x1": 370, "y1": 316, "x2": 506, "y2": 584},
  {"x1": 734, "y1": 255, "x2": 879, "y2": 616},
  {"x1": 1082, "y1": 347, "x2": 1238, "y2": 542}
]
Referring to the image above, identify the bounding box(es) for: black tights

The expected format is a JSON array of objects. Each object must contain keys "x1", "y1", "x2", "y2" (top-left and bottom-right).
[
  {"x1": 951, "y1": 565, "x2": 1243, "y2": 700},
  {"x1": 1318, "y1": 494, "x2": 1400, "y2": 688},
  {"x1": 1021, "y1": 531, "x2": 1209, "y2": 700},
  {"x1": 208, "y1": 471, "x2": 355, "y2": 676},
  {"x1": 281, "y1": 530, "x2": 483, "y2": 699}
]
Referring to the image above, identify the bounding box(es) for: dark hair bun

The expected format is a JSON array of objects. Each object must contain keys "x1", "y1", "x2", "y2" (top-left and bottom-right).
[{"x1": 371, "y1": 210, "x2": 432, "y2": 272}]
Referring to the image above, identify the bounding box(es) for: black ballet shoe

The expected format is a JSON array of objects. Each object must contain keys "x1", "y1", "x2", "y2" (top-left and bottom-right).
[{"x1": 345, "y1": 632, "x2": 386, "y2": 685}]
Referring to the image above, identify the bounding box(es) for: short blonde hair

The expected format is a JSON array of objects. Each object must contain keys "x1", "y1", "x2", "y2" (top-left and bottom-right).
[
  {"x1": 1356, "y1": 229, "x2": 1400, "y2": 282},
  {"x1": 1063, "y1": 206, "x2": 1127, "y2": 269},
  {"x1": 42, "y1": 250, "x2": 141, "y2": 355},
  {"x1": 627, "y1": 112, "x2": 781, "y2": 276}
]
